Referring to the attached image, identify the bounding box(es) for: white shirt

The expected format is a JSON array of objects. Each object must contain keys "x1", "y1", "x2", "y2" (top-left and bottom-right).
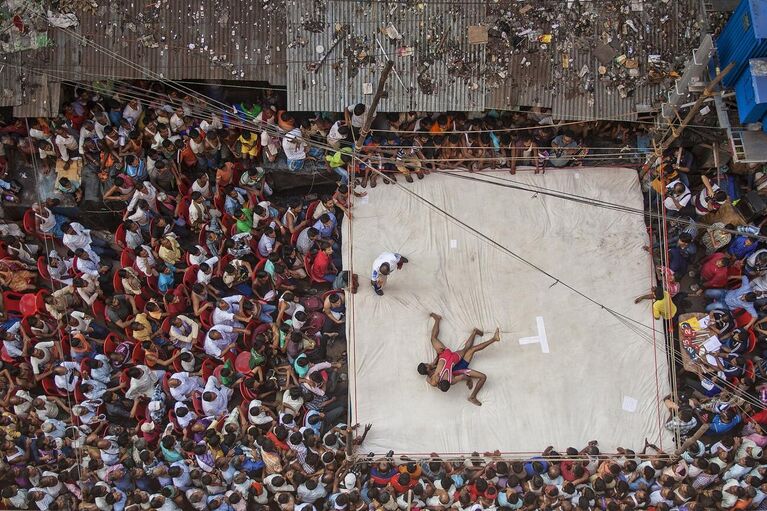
[
  {"x1": 169, "y1": 315, "x2": 199, "y2": 347},
  {"x1": 169, "y1": 372, "x2": 203, "y2": 402},
  {"x1": 212, "y1": 295, "x2": 243, "y2": 327},
  {"x1": 175, "y1": 402, "x2": 198, "y2": 429},
  {"x1": 327, "y1": 121, "x2": 345, "y2": 147},
  {"x1": 201, "y1": 376, "x2": 232, "y2": 417},
  {"x1": 135, "y1": 245, "x2": 156, "y2": 277},
  {"x1": 55, "y1": 133, "x2": 78, "y2": 161},
  {"x1": 347, "y1": 104, "x2": 365, "y2": 128},
  {"x1": 663, "y1": 180, "x2": 692, "y2": 211},
  {"x1": 204, "y1": 325, "x2": 237, "y2": 358},
  {"x1": 89, "y1": 354, "x2": 112, "y2": 384},
  {"x1": 282, "y1": 128, "x2": 306, "y2": 160},
  {"x1": 123, "y1": 102, "x2": 143, "y2": 123},
  {"x1": 371, "y1": 252, "x2": 400, "y2": 281},
  {"x1": 30, "y1": 341, "x2": 54, "y2": 375},
  {"x1": 54, "y1": 361, "x2": 80, "y2": 392},
  {"x1": 62, "y1": 222, "x2": 93, "y2": 252},
  {"x1": 258, "y1": 234, "x2": 275, "y2": 257},
  {"x1": 127, "y1": 181, "x2": 158, "y2": 212}
]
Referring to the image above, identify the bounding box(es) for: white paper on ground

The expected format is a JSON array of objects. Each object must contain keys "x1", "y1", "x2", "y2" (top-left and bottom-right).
[{"x1": 622, "y1": 396, "x2": 639, "y2": 413}]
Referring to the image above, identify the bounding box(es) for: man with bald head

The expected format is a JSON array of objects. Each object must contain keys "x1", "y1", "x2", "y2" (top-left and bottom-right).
[{"x1": 168, "y1": 371, "x2": 204, "y2": 402}]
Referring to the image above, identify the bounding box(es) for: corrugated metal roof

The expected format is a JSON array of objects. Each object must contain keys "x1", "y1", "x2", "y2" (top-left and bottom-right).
[
  {"x1": 286, "y1": 0, "x2": 486, "y2": 112},
  {"x1": 7, "y1": 0, "x2": 287, "y2": 86},
  {"x1": 485, "y1": 0, "x2": 704, "y2": 120},
  {"x1": 13, "y1": 74, "x2": 60, "y2": 118},
  {"x1": 0, "y1": 57, "x2": 24, "y2": 108}
]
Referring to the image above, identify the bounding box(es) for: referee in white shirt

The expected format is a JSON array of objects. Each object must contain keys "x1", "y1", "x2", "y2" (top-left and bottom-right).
[{"x1": 371, "y1": 251, "x2": 409, "y2": 296}]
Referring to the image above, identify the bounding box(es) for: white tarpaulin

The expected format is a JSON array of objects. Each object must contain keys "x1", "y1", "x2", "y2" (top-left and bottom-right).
[{"x1": 343, "y1": 168, "x2": 672, "y2": 456}]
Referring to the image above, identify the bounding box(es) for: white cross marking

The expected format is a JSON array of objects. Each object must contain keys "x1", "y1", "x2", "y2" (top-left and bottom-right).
[{"x1": 518, "y1": 316, "x2": 549, "y2": 353}]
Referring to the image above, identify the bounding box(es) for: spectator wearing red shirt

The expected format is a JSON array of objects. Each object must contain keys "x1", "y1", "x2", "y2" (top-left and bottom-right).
[
  {"x1": 390, "y1": 472, "x2": 418, "y2": 494},
  {"x1": 310, "y1": 243, "x2": 337, "y2": 284},
  {"x1": 700, "y1": 253, "x2": 737, "y2": 289}
]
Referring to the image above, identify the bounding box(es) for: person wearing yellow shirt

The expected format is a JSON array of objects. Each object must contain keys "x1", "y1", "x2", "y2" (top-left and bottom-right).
[
  {"x1": 238, "y1": 130, "x2": 260, "y2": 160},
  {"x1": 652, "y1": 289, "x2": 677, "y2": 320},
  {"x1": 158, "y1": 235, "x2": 182, "y2": 266},
  {"x1": 130, "y1": 313, "x2": 154, "y2": 342}
]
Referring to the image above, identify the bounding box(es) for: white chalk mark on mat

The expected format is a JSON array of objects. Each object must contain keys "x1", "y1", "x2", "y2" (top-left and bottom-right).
[{"x1": 518, "y1": 316, "x2": 549, "y2": 353}]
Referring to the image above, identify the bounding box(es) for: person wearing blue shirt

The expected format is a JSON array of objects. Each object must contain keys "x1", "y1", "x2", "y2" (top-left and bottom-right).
[
  {"x1": 312, "y1": 213, "x2": 336, "y2": 239},
  {"x1": 728, "y1": 235, "x2": 760, "y2": 259},
  {"x1": 709, "y1": 410, "x2": 741, "y2": 434},
  {"x1": 704, "y1": 276, "x2": 761, "y2": 329}
]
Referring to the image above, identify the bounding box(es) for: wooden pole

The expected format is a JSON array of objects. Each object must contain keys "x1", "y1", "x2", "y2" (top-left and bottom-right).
[
  {"x1": 354, "y1": 61, "x2": 394, "y2": 151},
  {"x1": 672, "y1": 423, "x2": 709, "y2": 458},
  {"x1": 656, "y1": 62, "x2": 734, "y2": 157}
]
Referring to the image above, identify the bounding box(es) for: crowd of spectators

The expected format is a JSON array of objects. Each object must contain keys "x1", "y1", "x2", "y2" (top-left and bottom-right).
[{"x1": 0, "y1": 81, "x2": 765, "y2": 510}]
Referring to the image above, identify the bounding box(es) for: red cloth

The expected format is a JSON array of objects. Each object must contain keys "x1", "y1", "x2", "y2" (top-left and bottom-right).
[
  {"x1": 701, "y1": 253, "x2": 729, "y2": 289},
  {"x1": 310, "y1": 251, "x2": 331, "y2": 282}
]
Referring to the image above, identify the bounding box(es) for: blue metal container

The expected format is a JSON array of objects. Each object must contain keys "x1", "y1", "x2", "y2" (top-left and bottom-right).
[
  {"x1": 736, "y1": 58, "x2": 767, "y2": 122},
  {"x1": 717, "y1": 0, "x2": 767, "y2": 87}
]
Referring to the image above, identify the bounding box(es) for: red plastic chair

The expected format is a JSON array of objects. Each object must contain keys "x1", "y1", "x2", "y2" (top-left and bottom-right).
[
  {"x1": 192, "y1": 393, "x2": 204, "y2": 415},
  {"x1": 199, "y1": 308, "x2": 213, "y2": 330},
  {"x1": 120, "y1": 249, "x2": 135, "y2": 268},
  {"x1": 747, "y1": 330, "x2": 758, "y2": 353},
  {"x1": 746, "y1": 359, "x2": 756, "y2": 380},
  {"x1": 1, "y1": 291, "x2": 25, "y2": 318},
  {"x1": 182, "y1": 265, "x2": 199, "y2": 288},
  {"x1": 178, "y1": 196, "x2": 192, "y2": 225},
  {"x1": 239, "y1": 379, "x2": 258, "y2": 401},
  {"x1": 0, "y1": 345, "x2": 17, "y2": 364},
  {"x1": 161, "y1": 317, "x2": 172, "y2": 336},
  {"x1": 161, "y1": 371, "x2": 171, "y2": 396},
  {"x1": 172, "y1": 354, "x2": 184, "y2": 372},
  {"x1": 201, "y1": 357, "x2": 217, "y2": 380},
  {"x1": 198, "y1": 224, "x2": 209, "y2": 246},
  {"x1": 19, "y1": 293, "x2": 38, "y2": 317},
  {"x1": 80, "y1": 358, "x2": 91, "y2": 378},
  {"x1": 22, "y1": 209, "x2": 36, "y2": 235},
  {"x1": 113, "y1": 272, "x2": 125, "y2": 293},
  {"x1": 168, "y1": 408, "x2": 182, "y2": 432},
  {"x1": 221, "y1": 214, "x2": 235, "y2": 233},
  {"x1": 74, "y1": 383, "x2": 86, "y2": 403},
  {"x1": 114, "y1": 224, "x2": 127, "y2": 249},
  {"x1": 134, "y1": 294, "x2": 147, "y2": 312},
  {"x1": 23, "y1": 209, "x2": 54, "y2": 241},
  {"x1": 103, "y1": 333, "x2": 124, "y2": 356},
  {"x1": 41, "y1": 377, "x2": 66, "y2": 397},
  {"x1": 305, "y1": 200, "x2": 320, "y2": 221},
  {"x1": 734, "y1": 309, "x2": 753, "y2": 329},
  {"x1": 177, "y1": 179, "x2": 191, "y2": 197},
  {"x1": 92, "y1": 299, "x2": 107, "y2": 322},
  {"x1": 146, "y1": 275, "x2": 161, "y2": 294},
  {"x1": 254, "y1": 258, "x2": 267, "y2": 273},
  {"x1": 213, "y1": 193, "x2": 225, "y2": 211},
  {"x1": 37, "y1": 256, "x2": 52, "y2": 282}
]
